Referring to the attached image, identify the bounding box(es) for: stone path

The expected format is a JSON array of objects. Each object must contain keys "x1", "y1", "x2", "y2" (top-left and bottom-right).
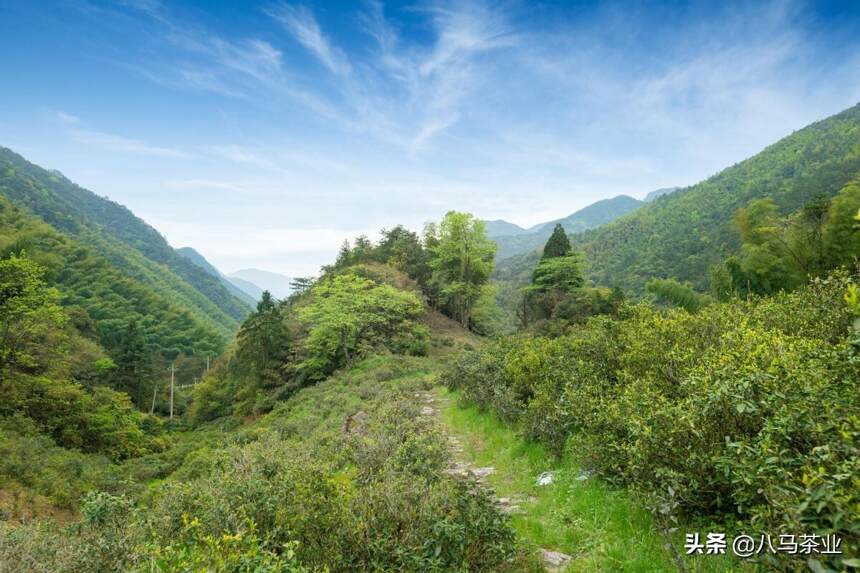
[{"x1": 416, "y1": 390, "x2": 573, "y2": 572}]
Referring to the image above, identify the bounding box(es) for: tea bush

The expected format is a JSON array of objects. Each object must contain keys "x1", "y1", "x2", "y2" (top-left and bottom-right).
[{"x1": 442, "y1": 273, "x2": 860, "y2": 568}]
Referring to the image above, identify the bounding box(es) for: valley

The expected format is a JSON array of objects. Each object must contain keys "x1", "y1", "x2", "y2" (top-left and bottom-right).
[{"x1": 1, "y1": 40, "x2": 859, "y2": 573}]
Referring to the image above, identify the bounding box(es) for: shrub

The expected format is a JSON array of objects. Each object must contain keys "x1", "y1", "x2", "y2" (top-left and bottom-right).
[{"x1": 444, "y1": 274, "x2": 860, "y2": 569}]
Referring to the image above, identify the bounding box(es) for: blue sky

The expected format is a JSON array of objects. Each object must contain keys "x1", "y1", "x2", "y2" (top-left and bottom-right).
[{"x1": 1, "y1": 0, "x2": 859, "y2": 277}]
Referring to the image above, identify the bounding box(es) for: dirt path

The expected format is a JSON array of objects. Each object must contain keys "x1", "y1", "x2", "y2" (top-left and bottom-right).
[{"x1": 417, "y1": 390, "x2": 573, "y2": 572}]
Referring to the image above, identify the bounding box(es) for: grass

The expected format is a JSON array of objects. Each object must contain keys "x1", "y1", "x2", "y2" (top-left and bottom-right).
[{"x1": 437, "y1": 387, "x2": 749, "y2": 573}]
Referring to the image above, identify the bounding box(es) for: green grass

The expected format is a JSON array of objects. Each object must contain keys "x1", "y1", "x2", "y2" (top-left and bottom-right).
[{"x1": 437, "y1": 388, "x2": 748, "y2": 573}]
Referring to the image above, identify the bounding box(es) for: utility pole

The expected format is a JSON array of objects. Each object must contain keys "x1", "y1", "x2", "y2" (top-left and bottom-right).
[
  {"x1": 169, "y1": 363, "x2": 175, "y2": 420},
  {"x1": 206, "y1": 355, "x2": 210, "y2": 372},
  {"x1": 150, "y1": 383, "x2": 158, "y2": 415}
]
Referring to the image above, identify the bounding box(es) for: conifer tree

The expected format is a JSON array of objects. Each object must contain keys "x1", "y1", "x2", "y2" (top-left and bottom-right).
[{"x1": 542, "y1": 224, "x2": 572, "y2": 258}]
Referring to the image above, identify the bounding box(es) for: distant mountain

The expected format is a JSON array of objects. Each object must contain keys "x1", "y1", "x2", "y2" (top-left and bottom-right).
[
  {"x1": 496, "y1": 102, "x2": 860, "y2": 295},
  {"x1": 643, "y1": 187, "x2": 680, "y2": 202},
  {"x1": 229, "y1": 268, "x2": 293, "y2": 299},
  {"x1": 0, "y1": 152, "x2": 236, "y2": 356},
  {"x1": 226, "y1": 276, "x2": 264, "y2": 302},
  {"x1": 176, "y1": 247, "x2": 258, "y2": 307},
  {"x1": 0, "y1": 147, "x2": 251, "y2": 339},
  {"x1": 491, "y1": 195, "x2": 644, "y2": 260},
  {"x1": 483, "y1": 219, "x2": 529, "y2": 238}
]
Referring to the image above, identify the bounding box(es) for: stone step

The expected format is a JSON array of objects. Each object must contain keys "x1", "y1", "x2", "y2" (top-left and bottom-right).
[{"x1": 539, "y1": 549, "x2": 573, "y2": 572}]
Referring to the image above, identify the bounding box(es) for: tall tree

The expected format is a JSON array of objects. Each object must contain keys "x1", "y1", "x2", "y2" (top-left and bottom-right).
[
  {"x1": 114, "y1": 319, "x2": 152, "y2": 409},
  {"x1": 0, "y1": 253, "x2": 65, "y2": 376},
  {"x1": 429, "y1": 212, "x2": 496, "y2": 328},
  {"x1": 823, "y1": 177, "x2": 860, "y2": 268},
  {"x1": 542, "y1": 224, "x2": 572, "y2": 258}
]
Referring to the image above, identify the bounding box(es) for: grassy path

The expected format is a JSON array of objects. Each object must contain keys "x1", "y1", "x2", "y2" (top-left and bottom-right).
[{"x1": 435, "y1": 387, "x2": 745, "y2": 573}]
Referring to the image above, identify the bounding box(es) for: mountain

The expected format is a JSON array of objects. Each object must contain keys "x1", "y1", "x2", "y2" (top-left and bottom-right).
[
  {"x1": 491, "y1": 195, "x2": 644, "y2": 260},
  {"x1": 229, "y1": 268, "x2": 293, "y2": 299},
  {"x1": 176, "y1": 246, "x2": 258, "y2": 306},
  {"x1": 226, "y1": 275, "x2": 264, "y2": 301},
  {"x1": 0, "y1": 148, "x2": 251, "y2": 336},
  {"x1": 643, "y1": 186, "x2": 679, "y2": 202},
  {"x1": 0, "y1": 193, "x2": 226, "y2": 356},
  {"x1": 483, "y1": 219, "x2": 529, "y2": 238},
  {"x1": 497, "y1": 102, "x2": 860, "y2": 295}
]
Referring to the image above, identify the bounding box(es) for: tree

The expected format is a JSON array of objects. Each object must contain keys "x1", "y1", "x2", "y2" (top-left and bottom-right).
[
  {"x1": 235, "y1": 291, "x2": 290, "y2": 390},
  {"x1": 429, "y1": 212, "x2": 496, "y2": 328},
  {"x1": 542, "y1": 224, "x2": 572, "y2": 258},
  {"x1": 823, "y1": 177, "x2": 860, "y2": 268},
  {"x1": 297, "y1": 273, "x2": 427, "y2": 379},
  {"x1": 530, "y1": 255, "x2": 584, "y2": 293},
  {"x1": 646, "y1": 278, "x2": 710, "y2": 312},
  {"x1": 0, "y1": 253, "x2": 65, "y2": 376},
  {"x1": 113, "y1": 319, "x2": 152, "y2": 409}
]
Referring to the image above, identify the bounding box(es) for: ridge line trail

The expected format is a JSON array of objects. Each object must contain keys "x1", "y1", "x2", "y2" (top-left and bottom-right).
[
  {"x1": 416, "y1": 389, "x2": 573, "y2": 572},
  {"x1": 418, "y1": 386, "x2": 744, "y2": 573}
]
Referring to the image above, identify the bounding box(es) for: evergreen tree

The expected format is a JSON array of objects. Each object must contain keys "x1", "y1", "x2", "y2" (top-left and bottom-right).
[
  {"x1": 114, "y1": 319, "x2": 152, "y2": 409},
  {"x1": 542, "y1": 224, "x2": 572, "y2": 258},
  {"x1": 235, "y1": 291, "x2": 290, "y2": 400}
]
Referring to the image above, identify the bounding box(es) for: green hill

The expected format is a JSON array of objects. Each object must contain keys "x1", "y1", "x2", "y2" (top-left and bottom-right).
[
  {"x1": 0, "y1": 194, "x2": 225, "y2": 357},
  {"x1": 574, "y1": 103, "x2": 860, "y2": 293},
  {"x1": 0, "y1": 148, "x2": 251, "y2": 333},
  {"x1": 176, "y1": 246, "x2": 257, "y2": 306},
  {"x1": 491, "y1": 195, "x2": 644, "y2": 260},
  {"x1": 497, "y1": 103, "x2": 860, "y2": 295}
]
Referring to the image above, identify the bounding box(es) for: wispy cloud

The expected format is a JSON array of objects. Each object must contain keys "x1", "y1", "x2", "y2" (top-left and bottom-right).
[
  {"x1": 57, "y1": 111, "x2": 190, "y2": 158},
  {"x1": 267, "y1": 3, "x2": 351, "y2": 76}
]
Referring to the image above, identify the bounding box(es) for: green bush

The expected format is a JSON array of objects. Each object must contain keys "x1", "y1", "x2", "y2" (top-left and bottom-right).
[{"x1": 443, "y1": 273, "x2": 860, "y2": 569}]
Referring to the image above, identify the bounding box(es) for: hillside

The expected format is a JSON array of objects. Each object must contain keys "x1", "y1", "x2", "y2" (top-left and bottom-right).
[
  {"x1": 228, "y1": 268, "x2": 293, "y2": 299},
  {"x1": 0, "y1": 148, "x2": 251, "y2": 333},
  {"x1": 643, "y1": 186, "x2": 679, "y2": 202},
  {"x1": 0, "y1": 194, "x2": 225, "y2": 357},
  {"x1": 176, "y1": 246, "x2": 258, "y2": 306},
  {"x1": 483, "y1": 219, "x2": 528, "y2": 238},
  {"x1": 491, "y1": 195, "x2": 644, "y2": 259},
  {"x1": 571, "y1": 103, "x2": 860, "y2": 293}
]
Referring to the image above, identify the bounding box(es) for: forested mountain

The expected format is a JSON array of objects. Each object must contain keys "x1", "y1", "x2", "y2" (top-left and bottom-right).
[
  {"x1": 571, "y1": 103, "x2": 860, "y2": 293},
  {"x1": 483, "y1": 219, "x2": 528, "y2": 238},
  {"x1": 0, "y1": 148, "x2": 251, "y2": 332},
  {"x1": 225, "y1": 275, "x2": 264, "y2": 301},
  {"x1": 491, "y1": 194, "x2": 644, "y2": 259},
  {"x1": 643, "y1": 186, "x2": 679, "y2": 202},
  {"x1": 496, "y1": 103, "x2": 860, "y2": 296},
  {"x1": 176, "y1": 246, "x2": 258, "y2": 306},
  {"x1": 0, "y1": 195, "x2": 225, "y2": 357},
  {"x1": 228, "y1": 268, "x2": 293, "y2": 299}
]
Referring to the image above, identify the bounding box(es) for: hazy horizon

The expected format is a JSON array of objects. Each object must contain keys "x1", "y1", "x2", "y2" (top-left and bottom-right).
[{"x1": 2, "y1": 0, "x2": 859, "y2": 276}]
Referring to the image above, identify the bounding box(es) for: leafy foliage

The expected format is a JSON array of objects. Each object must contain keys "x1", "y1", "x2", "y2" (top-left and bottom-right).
[
  {"x1": 443, "y1": 273, "x2": 860, "y2": 570},
  {"x1": 0, "y1": 147, "x2": 250, "y2": 331},
  {"x1": 429, "y1": 211, "x2": 496, "y2": 328}
]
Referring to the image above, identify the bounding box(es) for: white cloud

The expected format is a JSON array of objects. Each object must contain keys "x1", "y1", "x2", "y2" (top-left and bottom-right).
[
  {"x1": 57, "y1": 112, "x2": 190, "y2": 158},
  {"x1": 267, "y1": 3, "x2": 352, "y2": 76}
]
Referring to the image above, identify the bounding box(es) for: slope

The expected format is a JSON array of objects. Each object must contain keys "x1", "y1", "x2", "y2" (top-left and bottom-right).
[
  {"x1": 0, "y1": 194, "x2": 225, "y2": 356},
  {"x1": 0, "y1": 147, "x2": 250, "y2": 333},
  {"x1": 176, "y1": 246, "x2": 258, "y2": 306},
  {"x1": 484, "y1": 219, "x2": 529, "y2": 238},
  {"x1": 492, "y1": 195, "x2": 643, "y2": 260},
  {"x1": 572, "y1": 102, "x2": 860, "y2": 293}
]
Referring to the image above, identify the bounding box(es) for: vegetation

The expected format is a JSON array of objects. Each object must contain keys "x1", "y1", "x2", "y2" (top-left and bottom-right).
[
  {"x1": 1, "y1": 356, "x2": 526, "y2": 573},
  {"x1": 0, "y1": 147, "x2": 251, "y2": 332},
  {"x1": 495, "y1": 103, "x2": 860, "y2": 297},
  {"x1": 491, "y1": 195, "x2": 644, "y2": 260},
  {"x1": 4, "y1": 102, "x2": 860, "y2": 573},
  {"x1": 442, "y1": 273, "x2": 860, "y2": 570},
  {"x1": 438, "y1": 388, "x2": 739, "y2": 572}
]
